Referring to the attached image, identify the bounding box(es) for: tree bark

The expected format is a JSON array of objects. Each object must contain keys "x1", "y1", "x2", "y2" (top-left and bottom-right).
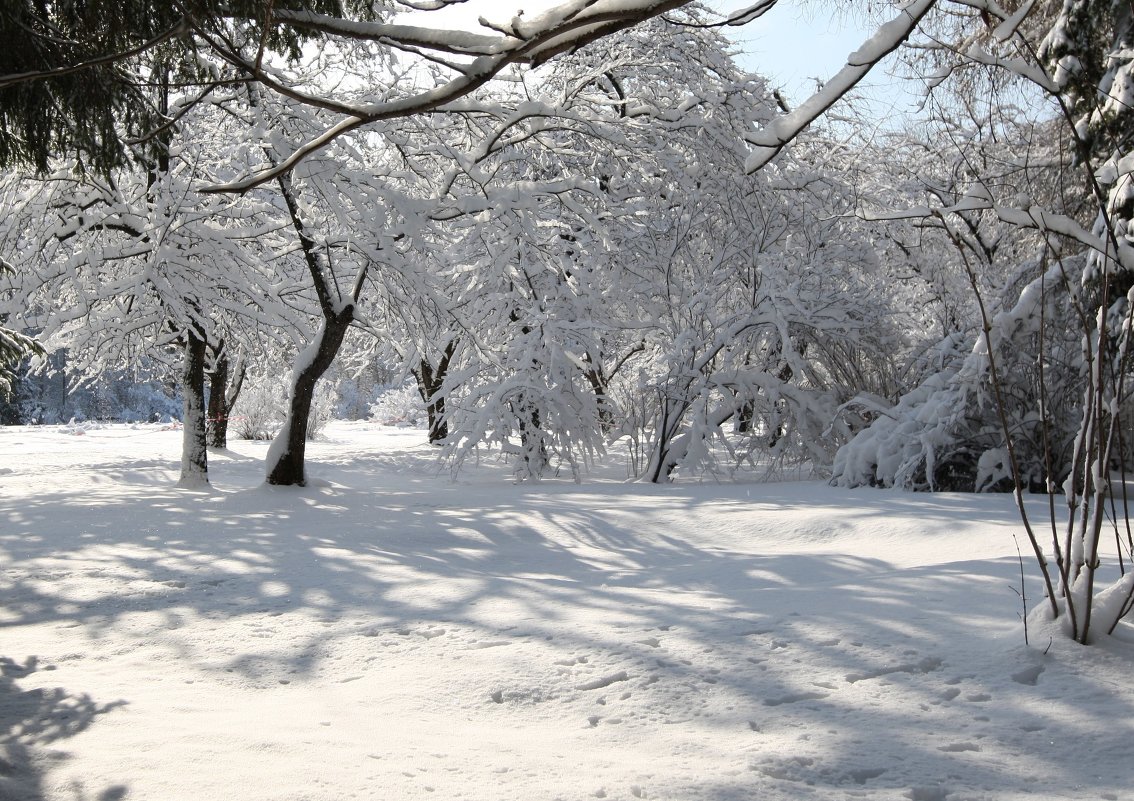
[
  {"x1": 414, "y1": 339, "x2": 457, "y2": 445},
  {"x1": 584, "y1": 365, "x2": 616, "y2": 434},
  {"x1": 206, "y1": 353, "x2": 229, "y2": 448},
  {"x1": 206, "y1": 348, "x2": 246, "y2": 449},
  {"x1": 266, "y1": 309, "x2": 353, "y2": 486},
  {"x1": 179, "y1": 329, "x2": 209, "y2": 486}
]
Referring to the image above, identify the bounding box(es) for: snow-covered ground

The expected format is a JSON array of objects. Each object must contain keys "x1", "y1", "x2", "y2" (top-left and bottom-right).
[{"x1": 2, "y1": 421, "x2": 1132, "y2": 801}]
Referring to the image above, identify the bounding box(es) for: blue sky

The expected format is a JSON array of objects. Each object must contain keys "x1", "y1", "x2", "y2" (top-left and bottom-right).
[
  {"x1": 728, "y1": 4, "x2": 875, "y2": 99},
  {"x1": 717, "y1": 2, "x2": 923, "y2": 120}
]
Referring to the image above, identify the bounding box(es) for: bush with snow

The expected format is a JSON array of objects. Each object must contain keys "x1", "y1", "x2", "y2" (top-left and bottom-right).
[
  {"x1": 368, "y1": 383, "x2": 426, "y2": 428},
  {"x1": 231, "y1": 378, "x2": 284, "y2": 441},
  {"x1": 832, "y1": 261, "x2": 1085, "y2": 492},
  {"x1": 233, "y1": 373, "x2": 337, "y2": 441}
]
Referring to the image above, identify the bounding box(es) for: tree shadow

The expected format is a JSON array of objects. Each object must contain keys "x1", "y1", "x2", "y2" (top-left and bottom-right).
[
  {"x1": 0, "y1": 656, "x2": 127, "y2": 801},
  {"x1": 2, "y1": 433, "x2": 1132, "y2": 798}
]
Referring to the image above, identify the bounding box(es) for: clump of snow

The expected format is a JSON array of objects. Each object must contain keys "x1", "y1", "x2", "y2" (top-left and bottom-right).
[
  {"x1": 58, "y1": 417, "x2": 106, "y2": 435},
  {"x1": 974, "y1": 447, "x2": 1012, "y2": 492}
]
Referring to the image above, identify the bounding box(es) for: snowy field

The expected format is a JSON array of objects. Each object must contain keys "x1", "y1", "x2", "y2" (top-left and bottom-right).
[{"x1": 2, "y1": 421, "x2": 1133, "y2": 801}]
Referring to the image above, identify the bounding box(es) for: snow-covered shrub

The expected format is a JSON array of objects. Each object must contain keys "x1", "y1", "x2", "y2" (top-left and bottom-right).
[
  {"x1": 233, "y1": 372, "x2": 337, "y2": 441},
  {"x1": 231, "y1": 376, "x2": 284, "y2": 441},
  {"x1": 450, "y1": 370, "x2": 606, "y2": 481},
  {"x1": 832, "y1": 261, "x2": 1084, "y2": 491},
  {"x1": 335, "y1": 377, "x2": 374, "y2": 420},
  {"x1": 306, "y1": 381, "x2": 336, "y2": 441},
  {"x1": 368, "y1": 383, "x2": 425, "y2": 427},
  {"x1": 115, "y1": 381, "x2": 182, "y2": 423}
]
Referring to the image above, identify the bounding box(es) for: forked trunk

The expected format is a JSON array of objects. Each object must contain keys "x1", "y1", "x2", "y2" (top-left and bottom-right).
[
  {"x1": 180, "y1": 330, "x2": 209, "y2": 486},
  {"x1": 414, "y1": 339, "x2": 457, "y2": 445}
]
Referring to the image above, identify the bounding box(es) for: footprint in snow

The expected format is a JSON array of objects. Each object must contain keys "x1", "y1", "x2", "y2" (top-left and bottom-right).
[
  {"x1": 907, "y1": 787, "x2": 949, "y2": 801},
  {"x1": 845, "y1": 656, "x2": 944, "y2": 684},
  {"x1": 576, "y1": 671, "x2": 629, "y2": 691},
  {"x1": 763, "y1": 690, "x2": 828, "y2": 706},
  {"x1": 938, "y1": 742, "x2": 981, "y2": 752},
  {"x1": 845, "y1": 767, "x2": 887, "y2": 784}
]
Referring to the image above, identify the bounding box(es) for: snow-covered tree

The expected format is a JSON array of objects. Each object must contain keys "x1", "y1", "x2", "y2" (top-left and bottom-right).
[
  {"x1": 826, "y1": 0, "x2": 1134, "y2": 642},
  {"x1": 338, "y1": 10, "x2": 902, "y2": 483},
  {"x1": 0, "y1": 78, "x2": 309, "y2": 483},
  {"x1": 0, "y1": 260, "x2": 43, "y2": 398},
  {"x1": 831, "y1": 100, "x2": 1078, "y2": 491}
]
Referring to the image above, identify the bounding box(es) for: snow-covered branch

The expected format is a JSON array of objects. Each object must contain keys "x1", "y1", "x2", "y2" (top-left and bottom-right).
[
  {"x1": 745, "y1": 0, "x2": 937, "y2": 172},
  {"x1": 203, "y1": 0, "x2": 692, "y2": 192}
]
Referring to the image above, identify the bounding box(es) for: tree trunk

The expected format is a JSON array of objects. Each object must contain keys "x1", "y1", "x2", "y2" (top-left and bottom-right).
[
  {"x1": 516, "y1": 401, "x2": 548, "y2": 477},
  {"x1": 736, "y1": 400, "x2": 754, "y2": 434},
  {"x1": 415, "y1": 361, "x2": 449, "y2": 444},
  {"x1": 179, "y1": 330, "x2": 209, "y2": 486},
  {"x1": 266, "y1": 310, "x2": 353, "y2": 486},
  {"x1": 207, "y1": 349, "x2": 246, "y2": 449},
  {"x1": 266, "y1": 161, "x2": 368, "y2": 485},
  {"x1": 206, "y1": 354, "x2": 229, "y2": 448},
  {"x1": 644, "y1": 397, "x2": 735, "y2": 483},
  {"x1": 645, "y1": 395, "x2": 689, "y2": 483},
  {"x1": 414, "y1": 339, "x2": 457, "y2": 445},
  {"x1": 584, "y1": 366, "x2": 616, "y2": 434}
]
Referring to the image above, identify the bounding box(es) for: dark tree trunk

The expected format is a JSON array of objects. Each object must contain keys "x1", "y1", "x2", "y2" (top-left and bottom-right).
[
  {"x1": 266, "y1": 165, "x2": 369, "y2": 486},
  {"x1": 414, "y1": 339, "x2": 457, "y2": 445},
  {"x1": 767, "y1": 359, "x2": 795, "y2": 448},
  {"x1": 206, "y1": 354, "x2": 229, "y2": 448},
  {"x1": 737, "y1": 401, "x2": 754, "y2": 434},
  {"x1": 584, "y1": 366, "x2": 616, "y2": 434},
  {"x1": 180, "y1": 329, "x2": 209, "y2": 486},
  {"x1": 266, "y1": 310, "x2": 353, "y2": 486},
  {"x1": 415, "y1": 360, "x2": 448, "y2": 444},
  {"x1": 515, "y1": 400, "x2": 548, "y2": 476},
  {"x1": 206, "y1": 349, "x2": 246, "y2": 449},
  {"x1": 645, "y1": 396, "x2": 687, "y2": 484}
]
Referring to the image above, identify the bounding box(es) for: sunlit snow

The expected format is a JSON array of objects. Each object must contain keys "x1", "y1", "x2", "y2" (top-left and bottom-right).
[{"x1": 1, "y1": 422, "x2": 1132, "y2": 800}]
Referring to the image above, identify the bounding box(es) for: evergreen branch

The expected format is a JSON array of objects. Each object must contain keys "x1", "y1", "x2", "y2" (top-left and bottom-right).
[{"x1": 0, "y1": 20, "x2": 189, "y2": 90}]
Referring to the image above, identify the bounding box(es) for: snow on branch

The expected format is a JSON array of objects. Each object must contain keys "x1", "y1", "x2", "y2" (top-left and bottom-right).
[
  {"x1": 661, "y1": 0, "x2": 779, "y2": 28},
  {"x1": 866, "y1": 197, "x2": 1134, "y2": 272},
  {"x1": 722, "y1": 0, "x2": 779, "y2": 27},
  {"x1": 396, "y1": 0, "x2": 471, "y2": 10},
  {"x1": 204, "y1": 0, "x2": 690, "y2": 193},
  {"x1": 272, "y1": 11, "x2": 507, "y2": 56},
  {"x1": 963, "y1": 43, "x2": 1058, "y2": 92},
  {"x1": 744, "y1": 0, "x2": 936, "y2": 173}
]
